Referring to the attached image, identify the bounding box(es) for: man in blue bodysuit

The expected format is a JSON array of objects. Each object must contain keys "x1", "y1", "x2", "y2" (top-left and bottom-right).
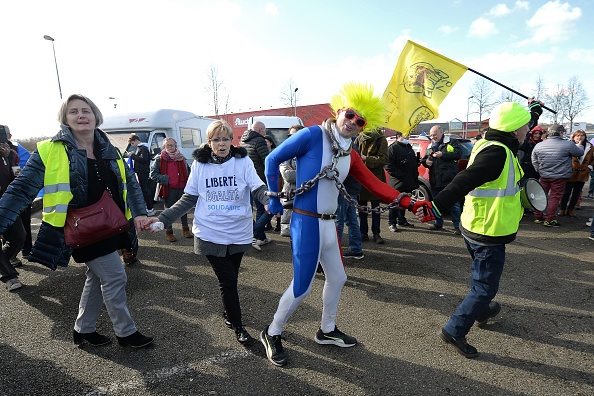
[{"x1": 260, "y1": 82, "x2": 436, "y2": 366}]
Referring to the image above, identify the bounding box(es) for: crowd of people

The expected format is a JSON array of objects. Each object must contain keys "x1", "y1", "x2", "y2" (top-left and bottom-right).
[{"x1": 1, "y1": 85, "x2": 593, "y2": 366}]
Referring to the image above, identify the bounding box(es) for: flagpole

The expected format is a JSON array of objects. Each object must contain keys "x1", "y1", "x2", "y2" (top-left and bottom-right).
[{"x1": 468, "y1": 68, "x2": 557, "y2": 114}]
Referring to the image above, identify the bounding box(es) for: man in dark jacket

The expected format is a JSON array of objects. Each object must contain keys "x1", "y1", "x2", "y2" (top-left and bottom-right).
[
  {"x1": 386, "y1": 131, "x2": 418, "y2": 232},
  {"x1": 240, "y1": 121, "x2": 272, "y2": 249},
  {"x1": 355, "y1": 128, "x2": 389, "y2": 244},
  {"x1": 0, "y1": 132, "x2": 25, "y2": 291},
  {"x1": 421, "y1": 125, "x2": 462, "y2": 234},
  {"x1": 127, "y1": 134, "x2": 154, "y2": 216},
  {"x1": 416, "y1": 101, "x2": 534, "y2": 358}
]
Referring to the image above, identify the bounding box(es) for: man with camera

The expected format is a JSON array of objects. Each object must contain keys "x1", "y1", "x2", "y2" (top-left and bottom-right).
[{"x1": 421, "y1": 125, "x2": 462, "y2": 234}]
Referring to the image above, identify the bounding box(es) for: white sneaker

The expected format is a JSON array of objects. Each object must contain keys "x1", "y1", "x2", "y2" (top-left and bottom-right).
[
  {"x1": 254, "y1": 238, "x2": 272, "y2": 246},
  {"x1": 146, "y1": 208, "x2": 156, "y2": 216},
  {"x1": 5, "y1": 278, "x2": 22, "y2": 291},
  {"x1": 251, "y1": 238, "x2": 262, "y2": 251},
  {"x1": 587, "y1": 221, "x2": 592, "y2": 227},
  {"x1": 280, "y1": 226, "x2": 291, "y2": 237}
]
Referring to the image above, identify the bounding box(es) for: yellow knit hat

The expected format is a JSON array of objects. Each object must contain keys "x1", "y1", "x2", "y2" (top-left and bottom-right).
[{"x1": 488, "y1": 102, "x2": 530, "y2": 132}]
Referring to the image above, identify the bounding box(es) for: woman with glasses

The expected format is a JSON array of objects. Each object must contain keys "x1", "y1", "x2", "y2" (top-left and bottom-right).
[
  {"x1": 150, "y1": 137, "x2": 192, "y2": 242},
  {"x1": 145, "y1": 120, "x2": 269, "y2": 344},
  {"x1": 558, "y1": 130, "x2": 594, "y2": 217}
]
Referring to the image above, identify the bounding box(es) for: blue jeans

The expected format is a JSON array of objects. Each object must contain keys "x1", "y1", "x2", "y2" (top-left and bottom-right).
[
  {"x1": 432, "y1": 186, "x2": 461, "y2": 227},
  {"x1": 443, "y1": 239, "x2": 505, "y2": 338},
  {"x1": 253, "y1": 198, "x2": 272, "y2": 241},
  {"x1": 336, "y1": 194, "x2": 362, "y2": 254},
  {"x1": 590, "y1": 211, "x2": 594, "y2": 238},
  {"x1": 589, "y1": 171, "x2": 594, "y2": 195}
]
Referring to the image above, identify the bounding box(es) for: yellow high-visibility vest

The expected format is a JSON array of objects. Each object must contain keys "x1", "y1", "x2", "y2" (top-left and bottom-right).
[
  {"x1": 37, "y1": 140, "x2": 131, "y2": 227},
  {"x1": 461, "y1": 139, "x2": 523, "y2": 236}
]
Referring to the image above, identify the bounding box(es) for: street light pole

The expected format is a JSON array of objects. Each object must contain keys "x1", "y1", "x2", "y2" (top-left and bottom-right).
[
  {"x1": 465, "y1": 95, "x2": 474, "y2": 139},
  {"x1": 293, "y1": 87, "x2": 299, "y2": 117},
  {"x1": 43, "y1": 35, "x2": 62, "y2": 100}
]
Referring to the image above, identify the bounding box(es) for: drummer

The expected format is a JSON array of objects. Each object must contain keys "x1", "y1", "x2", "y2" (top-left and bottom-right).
[{"x1": 415, "y1": 101, "x2": 540, "y2": 358}]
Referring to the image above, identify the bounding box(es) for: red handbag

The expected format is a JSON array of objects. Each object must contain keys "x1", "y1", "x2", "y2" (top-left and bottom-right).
[{"x1": 64, "y1": 190, "x2": 130, "y2": 248}]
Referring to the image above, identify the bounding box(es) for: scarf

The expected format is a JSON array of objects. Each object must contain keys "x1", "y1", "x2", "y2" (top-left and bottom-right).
[{"x1": 161, "y1": 148, "x2": 185, "y2": 162}]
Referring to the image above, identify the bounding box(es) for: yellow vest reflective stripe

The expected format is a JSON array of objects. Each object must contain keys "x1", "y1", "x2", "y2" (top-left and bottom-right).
[
  {"x1": 461, "y1": 139, "x2": 523, "y2": 236},
  {"x1": 37, "y1": 140, "x2": 73, "y2": 226},
  {"x1": 37, "y1": 140, "x2": 131, "y2": 227}
]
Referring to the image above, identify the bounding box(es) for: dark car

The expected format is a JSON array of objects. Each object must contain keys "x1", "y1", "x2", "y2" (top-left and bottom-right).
[{"x1": 385, "y1": 135, "x2": 474, "y2": 201}]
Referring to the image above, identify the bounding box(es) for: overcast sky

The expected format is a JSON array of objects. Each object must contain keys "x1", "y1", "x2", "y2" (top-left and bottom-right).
[{"x1": 1, "y1": 0, "x2": 592, "y2": 139}]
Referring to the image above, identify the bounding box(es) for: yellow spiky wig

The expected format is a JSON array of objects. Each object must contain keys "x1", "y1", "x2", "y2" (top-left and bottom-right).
[{"x1": 330, "y1": 82, "x2": 386, "y2": 131}]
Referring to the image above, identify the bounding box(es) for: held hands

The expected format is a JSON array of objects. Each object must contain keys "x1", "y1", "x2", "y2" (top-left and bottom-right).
[
  {"x1": 413, "y1": 200, "x2": 440, "y2": 223},
  {"x1": 140, "y1": 216, "x2": 159, "y2": 232},
  {"x1": 267, "y1": 196, "x2": 284, "y2": 217}
]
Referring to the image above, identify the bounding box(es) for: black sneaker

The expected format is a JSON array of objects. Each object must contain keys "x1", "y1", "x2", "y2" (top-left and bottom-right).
[
  {"x1": 440, "y1": 328, "x2": 478, "y2": 358},
  {"x1": 361, "y1": 234, "x2": 369, "y2": 241},
  {"x1": 343, "y1": 251, "x2": 364, "y2": 260},
  {"x1": 235, "y1": 327, "x2": 251, "y2": 344},
  {"x1": 222, "y1": 312, "x2": 233, "y2": 329},
  {"x1": 372, "y1": 234, "x2": 385, "y2": 244},
  {"x1": 314, "y1": 326, "x2": 357, "y2": 347},
  {"x1": 260, "y1": 326, "x2": 287, "y2": 366},
  {"x1": 475, "y1": 302, "x2": 501, "y2": 328},
  {"x1": 398, "y1": 220, "x2": 415, "y2": 228},
  {"x1": 428, "y1": 224, "x2": 443, "y2": 231}
]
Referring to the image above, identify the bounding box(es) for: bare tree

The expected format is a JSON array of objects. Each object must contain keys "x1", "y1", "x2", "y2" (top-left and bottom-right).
[
  {"x1": 494, "y1": 88, "x2": 522, "y2": 104},
  {"x1": 564, "y1": 76, "x2": 590, "y2": 134},
  {"x1": 544, "y1": 84, "x2": 567, "y2": 124},
  {"x1": 280, "y1": 78, "x2": 300, "y2": 114},
  {"x1": 469, "y1": 78, "x2": 496, "y2": 126},
  {"x1": 205, "y1": 65, "x2": 230, "y2": 117},
  {"x1": 532, "y1": 76, "x2": 548, "y2": 102}
]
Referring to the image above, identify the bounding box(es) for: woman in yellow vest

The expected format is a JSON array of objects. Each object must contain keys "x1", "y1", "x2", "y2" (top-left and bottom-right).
[
  {"x1": 0, "y1": 94, "x2": 153, "y2": 348},
  {"x1": 416, "y1": 101, "x2": 542, "y2": 358}
]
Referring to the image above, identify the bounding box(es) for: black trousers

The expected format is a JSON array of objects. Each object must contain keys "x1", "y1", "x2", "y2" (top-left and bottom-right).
[
  {"x1": 0, "y1": 216, "x2": 25, "y2": 283},
  {"x1": 206, "y1": 252, "x2": 245, "y2": 328},
  {"x1": 19, "y1": 205, "x2": 32, "y2": 255},
  {"x1": 136, "y1": 172, "x2": 153, "y2": 210}
]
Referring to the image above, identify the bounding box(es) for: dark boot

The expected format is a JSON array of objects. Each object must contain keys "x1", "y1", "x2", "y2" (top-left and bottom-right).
[
  {"x1": 116, "y1": 331, "x2": 154, "y2": 348},
  {"x1": 73, "y1": 330, "x2": 111, "y2": 347},
  {"x1": 182, "y1": 226, "x2": 193, "y2": 238},
  {"x1": 121, "y1": 249, "x2": 140, "y2": 265},
  {"x1": 165, "y1": 229, "x2": 177, "y2": 242}
]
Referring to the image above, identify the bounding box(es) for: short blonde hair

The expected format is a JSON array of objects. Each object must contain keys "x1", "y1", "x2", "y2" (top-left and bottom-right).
[
  {"x1": 207, "y1": 120, "x2": 233, "y2": 140},
  {"x1": 58, "y1": 94, "x2": 103, "y2": 127}
]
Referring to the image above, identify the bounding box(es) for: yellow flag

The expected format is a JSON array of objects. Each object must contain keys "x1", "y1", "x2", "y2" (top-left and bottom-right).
[{"x1": 382, "y1": 40, "x2": 468, "y2": 136}]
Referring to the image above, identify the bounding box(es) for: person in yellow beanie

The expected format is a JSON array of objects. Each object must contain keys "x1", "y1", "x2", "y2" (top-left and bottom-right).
[{"x1": 415, "y1": 100, "x2": 541, "y2": 358}]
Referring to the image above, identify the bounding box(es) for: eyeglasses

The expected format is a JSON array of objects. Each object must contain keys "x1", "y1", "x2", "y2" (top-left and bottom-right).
[
  {"x1": 210, "y1": 137, "x2": 231, "y2": 143},
  {"x1": 344, "y1": 108, "x2": 367, "y2": 128}
]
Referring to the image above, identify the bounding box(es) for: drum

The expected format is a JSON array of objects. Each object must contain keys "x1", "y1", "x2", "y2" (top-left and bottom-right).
[{"x1": 520, "y1": 178, "x2": 547, "y2": 212}]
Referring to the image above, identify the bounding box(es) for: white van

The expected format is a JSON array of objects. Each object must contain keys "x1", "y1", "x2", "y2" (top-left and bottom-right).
[
  {"x1": 101, "y1": 109, "x2": 217, "y2": 164},
  {"x1": 247, "y1": 115, "x2": 303, "y2": 146}
]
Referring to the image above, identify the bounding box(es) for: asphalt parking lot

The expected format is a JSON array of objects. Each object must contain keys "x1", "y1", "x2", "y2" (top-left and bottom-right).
[{"x1": 1, "y1": 198, "x2": 593, "y2": 396}]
